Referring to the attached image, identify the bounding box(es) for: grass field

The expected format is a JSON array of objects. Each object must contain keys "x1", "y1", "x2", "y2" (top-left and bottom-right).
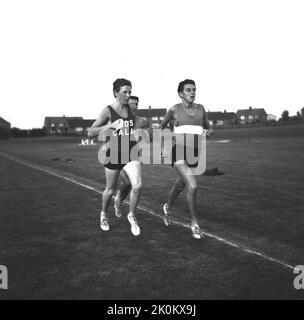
[{"x1": 1, "y1": 124, "x2": 304, "y2": 299}]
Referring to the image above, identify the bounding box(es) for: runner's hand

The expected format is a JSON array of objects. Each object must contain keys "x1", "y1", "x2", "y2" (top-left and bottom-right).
[
  {"x1": 111, "y1": 119, "x2": 124, "y2": 130},
  {"x1": 206, "y1": 128, "x2": 213, "y2": 137}
]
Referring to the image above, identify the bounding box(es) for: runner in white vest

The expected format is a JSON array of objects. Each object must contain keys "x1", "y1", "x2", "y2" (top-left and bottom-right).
[{"x1": 160, "y1": 79, "x2": 212, "y2": 239}]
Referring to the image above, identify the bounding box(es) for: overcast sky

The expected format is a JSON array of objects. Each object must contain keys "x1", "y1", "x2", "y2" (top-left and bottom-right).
[{"x1": 1, "y1": 0, "x2": 304, "y2": 129}]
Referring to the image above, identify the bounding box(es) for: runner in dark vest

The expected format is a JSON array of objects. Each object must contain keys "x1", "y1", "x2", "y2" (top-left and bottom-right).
[
  {"x1": 88, "y1": 78, "x2": 141, "y2": 236},
  {"x1": 113, "y1": 95, "x2": 152, "y2": 218}
]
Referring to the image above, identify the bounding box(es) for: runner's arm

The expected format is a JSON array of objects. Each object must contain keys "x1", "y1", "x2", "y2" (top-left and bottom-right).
[
  {"x1": 201, "y1": 106, "x2": 213, "y2": 137},
  {"x1": 88, "y1": 108, "x2": 122, "y2": 138},
  {"x1": 202, "y1": 106, "x2": 210, "y2": 129},
  {"x1": 159, "y1": 106, "x2": 175, "y2": 130},
  {"x1": 134, "y1": 117, "x2": 152, "y2": 143},
  {"x1": 143, "y1": 118, "x2": 153, "y2": 142}
]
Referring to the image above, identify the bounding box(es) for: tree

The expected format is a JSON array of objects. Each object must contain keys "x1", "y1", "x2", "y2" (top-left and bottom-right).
[
  {"x1": 301, "y1": 107, "x2": 304, "y2": 117},
  {"x1": 11, "y1": 127, "x2": 28, "y2": 137},
  {"x1": 281, "y1": 110, "x2": 289, "y2": 122}
]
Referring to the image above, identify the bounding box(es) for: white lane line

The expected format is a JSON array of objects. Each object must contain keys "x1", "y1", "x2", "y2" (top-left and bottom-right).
[{"x1": 0, "y1": 152, "x2": 296, "y2": 271}]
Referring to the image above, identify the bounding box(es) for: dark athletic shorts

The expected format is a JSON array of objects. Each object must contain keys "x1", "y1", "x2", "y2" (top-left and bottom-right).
[
  {"x1": 104, "y1": 163, "x2": 126, "y2": 171},
  {"x1": 171, "y1": 144, "x2": 200, "y2": 168},
  {"x1": 103, "y1": 141, "x2": 140, "y2": 171}
]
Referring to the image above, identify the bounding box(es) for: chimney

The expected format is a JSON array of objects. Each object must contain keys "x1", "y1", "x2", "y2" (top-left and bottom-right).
[
  {"x1": 224, "y1": 110, "x2": 226, "y2": 113},
  {"x1": 149, "y1": 106, "x2": 151, "y2": 110},
  {"x1": 249, "y1": 106, "x2": 252, "y2": 110}
]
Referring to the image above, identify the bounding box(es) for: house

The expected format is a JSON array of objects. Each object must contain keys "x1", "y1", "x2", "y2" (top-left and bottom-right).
[
  {"x1": 236, "y1": 107, "x2": 267, "y2": 125},
  {"x1": 136, "y1": 106, "x2": 167, "y2": 128},
  {"x1": 267, "y1": 114, "x2": 277, "y2": 121},
  {"x1": 66, "y1": 118, "x2": 95, "y2": 135},
  {"x1": 0, "y1": 117, "x2": 11, "y2": 131},
  {"x1": 207, "y1": 111, "x2": 238, "y2": 127},
  {"x1": 44, "y1": 116, "x2": 94, "y2": 135},
  {"x1": 44, "y1": 116, "x2": 83, "y2": 134},
  {"x1": 0, "y1": 116, "x2": 11, "y2": 139}
]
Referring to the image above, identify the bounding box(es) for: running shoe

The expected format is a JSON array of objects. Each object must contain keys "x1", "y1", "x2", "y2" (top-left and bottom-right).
[
  {"x1": 163, "y1": 203, "x2": 172, "y2": 226},
  {"x1": 191, "y1": 223, "x2": 203, "y2": 239},
  {"x1": 114, "y1": 196, "x2": 122, "y2": 218},
  {"x1": 100, "y1": 212, "x2": 110, "y2": 231},
  {"x1": 127, "y1": 213, "x2": 140, "y2": 236}
]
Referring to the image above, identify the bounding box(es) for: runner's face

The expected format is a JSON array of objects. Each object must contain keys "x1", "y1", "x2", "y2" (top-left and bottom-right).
[
  {"x1": 180, "y1": 84, "x2": 196, "y2": 103},
  {"x1": 115, "y1": 85, "x2": 132, "y2": 105},
  {"x1": 129, "y1": 99, "x2": 138, "y2": 112}
]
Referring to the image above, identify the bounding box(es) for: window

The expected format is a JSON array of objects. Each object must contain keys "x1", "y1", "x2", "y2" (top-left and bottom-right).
[
  {"x1": 76, "y1": 127, "x2": 83, "y2": 132},
  {"x1": 152, "y1": 116, "x2": 158, "y2": 121},
  {"x1": 217, "y1": 120, "x2": 224, "y2": 126},
  {"x1": 240, "y1": 116, "x2": 245, "y2": 120},
  {"x1": 152, "y1": 123, "x2": 159, "y2": 129},
  {"x1": 248, "y1": 115, "x2": 253, "y2": 120},
  {"x1": 160, "y1": 116, "x2": 165, "y2": 121},
  {"x1": 59, "y1": 123, "x2": 64, "y2": 127}
]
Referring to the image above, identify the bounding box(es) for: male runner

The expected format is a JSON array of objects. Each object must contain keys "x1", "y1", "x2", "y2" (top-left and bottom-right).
[
  {"x1": 160, "y1": 79, "x2": 212, "y2": 239},
  {"x1": 88, "y1": 79, "x2": 142, "y2": 236},
  {"x1": 114, "y1": 95, "x2": 152, "y2": 217}
]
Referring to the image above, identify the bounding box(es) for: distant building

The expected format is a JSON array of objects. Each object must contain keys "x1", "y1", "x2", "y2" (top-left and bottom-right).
[
  {"x1": 236, "y1": 107, "x2": 267, "y2": 125},
  {"x1": 136, "y1": 107, "x2": 167, "y2": 128},
  {"x1": 44, "y1": 116, "x2": 81, "y2": 134},
  {"x1": 0, "y1": 117, "x2": 11, "y2": 131},
  {"x1": 44, "y1": 116, "x2": 94, "y2": 135},
  {"x1": 207, "y1": 111, "x2": 238, "y2": 127},
  {"x1": 267, "y1": 114, "x2": 277, "y2": 121},
  {"x1": 0, "y1": 117, "x2": 11, "y2": 139},
  {"x1": 66, "y1": 118, "x2": 95, "y2": 135}
]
